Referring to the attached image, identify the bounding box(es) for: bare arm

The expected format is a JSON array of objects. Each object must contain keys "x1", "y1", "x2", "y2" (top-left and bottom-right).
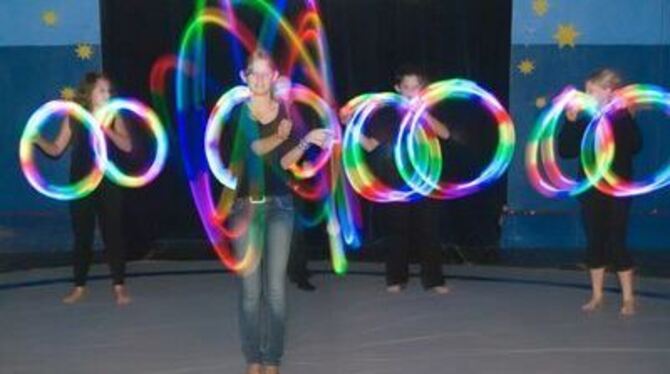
[
  {"x1": 105, "y1": 116, "x2": 132, "y2": 153},
  {"x1": 251, "y1": 119, "x2": 290, "y2": 156},
  {"x1": 424, "y1": 113, "x2": 450, "y2": 140},
  {"x1": 360, "y1": 134, "x2": 380, "y2": 152},
  {"x1": 34, "y1": 118, "x2": 72, "y2": 157},
  {"x1": 280, "y1": 129, "x2": 332, "y2": 170},
  {"x1": 340, "y1": 107, "x2": 379, "y2": 152},
  {"x1": 280, "y1": 139, "x2": 309, "y2": 170},
  {"x1": 251, "y1": 134, "x2": 286, "y2": 156}
]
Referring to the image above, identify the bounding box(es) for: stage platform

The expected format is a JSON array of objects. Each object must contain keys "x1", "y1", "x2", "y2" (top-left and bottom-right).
[{"x1": 2, "y1": 261, "x2": 669, "y2": 373}]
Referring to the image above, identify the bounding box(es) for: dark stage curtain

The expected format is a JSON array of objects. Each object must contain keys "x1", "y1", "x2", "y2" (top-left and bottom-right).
[{"x1": 100, "y1": 0, "x2": 511, "y2": 259}]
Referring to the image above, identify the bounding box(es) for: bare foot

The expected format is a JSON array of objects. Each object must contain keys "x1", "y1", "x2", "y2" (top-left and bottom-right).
[
  {"x1": 62, "y1": 287, "x2": 86, "y2": 304},
  {"x1": 113, "y1": 285, "x2": 131, "y2": 306},
  {"x1": 620, "y1": 299, "x2": 636, "y2": 317},
  {"x1": 246, "y1": 363, "x2": 262, "y2": 374},
  {"x1": 264, "y1": 365, "x2": 280, "y2": 374},
  {"x1": 386, "y1": 284, "x2": 405, "y2": 293},
  {"x1": 431, "y1": 285, "x2": 450, "y2": 295},
  {"x1": 581, "y1": 296, "x2": 604, "y2": 312}
]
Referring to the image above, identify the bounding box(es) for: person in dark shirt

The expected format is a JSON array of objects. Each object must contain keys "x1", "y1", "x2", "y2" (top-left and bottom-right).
[
  {"x1": 558, "y1": 68, "x2": 642, "y2": 316},
  {"x1": 341, "y1": 66, "x2": 451, "y2": 294},
  {"x1": 229, "y1": 50, "x2": 331, "y2": 374},
  {"x1": 34, "y1": 72, "x2": 133, "y2": 305}
]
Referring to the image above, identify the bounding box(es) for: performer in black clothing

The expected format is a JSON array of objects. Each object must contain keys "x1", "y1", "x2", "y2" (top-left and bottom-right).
[
  {"x1": 34, "y1": 72, "x2": 133, "y2": 305},
  {"x1": 558, "y1": 68, "x2": 642, "y2": 316},
  {"x1": 341, "y1": 66, "x2": 451, "y2": 294}
]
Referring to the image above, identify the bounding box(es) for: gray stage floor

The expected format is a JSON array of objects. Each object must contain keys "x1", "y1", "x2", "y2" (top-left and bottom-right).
[{"x1": 1, "y1": 261, "x2": 670, "y2": 374}]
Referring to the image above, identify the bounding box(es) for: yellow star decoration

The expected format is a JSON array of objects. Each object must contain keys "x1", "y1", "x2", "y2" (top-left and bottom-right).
[
  {"x1": 517, "y1": 59, "x2": 536, "y2": 75},
  {"x1": 42, "y1": 10, "x2": 58, "y2": 26},
  {"x1": 535, "y1": 96, "x2": 548, "y2": 109},
  {"x1": 532, "y1": 0, "x2": 549, "y2": 17},
  {"x1": 554, "y1": 24, "x2": 580, "y2": 48},
  {"x1": 60, "y1": 86, "x2": 77, "y2": 101},
  {"x1": 75, "y1": 44, "x2": 94, "y2": 60}
]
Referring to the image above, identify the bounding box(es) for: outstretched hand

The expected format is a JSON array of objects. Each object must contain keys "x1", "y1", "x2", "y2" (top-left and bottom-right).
[{"x1": 305, "y1": 128, "x2": 333, "y2": 148}]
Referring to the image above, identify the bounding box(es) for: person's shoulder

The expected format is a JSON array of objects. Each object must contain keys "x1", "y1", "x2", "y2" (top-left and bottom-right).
[
  {"x1": 275, "y1": 99, "x2": 290, "y2": 118},
  {"x1": 608, "y1": 107, "x2": 635, "y2": 124}
]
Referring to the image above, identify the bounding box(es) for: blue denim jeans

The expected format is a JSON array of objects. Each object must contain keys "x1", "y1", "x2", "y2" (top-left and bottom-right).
[{"x1": 231, "y1": 195, "x2": 294, "y2": 366}]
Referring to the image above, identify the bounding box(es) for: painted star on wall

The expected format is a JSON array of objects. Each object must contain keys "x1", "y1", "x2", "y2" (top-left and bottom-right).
[
  {"x1": 532, "y1": 0, "x2": 549, "y2": 17},
  {"x1": 554, "y1": 24, "x2": 580, "y2": 48},
  {"x1": 518, "y1": 59, "x2": 536, "y2": 75},
  {"x1": 535, "y1": 96, "x2": 548, "y2": 109},
  {"x1": 60, "y1": 86, "x2": 76, "y2": 101},
  {"x1": 42, "y1": 10, "x2": 58, "y2": 27},
  {"x1": 75, "y1": 44, "x2": 94, "y2": 60}
]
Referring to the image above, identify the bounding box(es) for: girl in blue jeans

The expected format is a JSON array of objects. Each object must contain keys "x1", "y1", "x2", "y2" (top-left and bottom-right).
[{"x1": 230, "y1": 49, "x2": 331, "y2": 374}]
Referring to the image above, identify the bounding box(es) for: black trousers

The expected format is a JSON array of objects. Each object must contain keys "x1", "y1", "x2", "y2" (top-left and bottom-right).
[
  {"x1": 69, "y1": 182, "x2": 126, "y2": 286},
  {"x1": 377, "y1": 199, "x2": 445, "y2": 288},
  {"x1": 288, "y1": 197, "x2": 314, "y2": 282},
  {"x1": 580, "y1": 191, "x2": 634, "y2": 272},
  {"x1": 288, "y1": 222, "x2": 310, "y2": 282}
]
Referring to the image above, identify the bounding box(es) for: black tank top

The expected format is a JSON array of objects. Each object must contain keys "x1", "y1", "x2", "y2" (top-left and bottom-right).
[
  {"x1": 69, "y1": 121, "x2": 122, "y2": 197},
  {"x1": 69, "y1": 122, "x2": 95, "y2": 182}
]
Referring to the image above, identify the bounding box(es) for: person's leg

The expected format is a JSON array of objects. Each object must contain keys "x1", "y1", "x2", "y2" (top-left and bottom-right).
[
  {"x1": 98, "y1": 184, "x2": 129, "y2": 304},
  {"x1": 381, "y1": 202, "x2": 410, "y2": 291},
  {"x1": 414, "y1": 200, "x2": 447, "y2": 292},
  {"x1": 607, "y1": 197, "x2": 635, "y2": 315},
  {"x1": 580, "y1": 194, "x2": 607, "y2": 311},
  {"x1": 262, "y1": 198, "x2": 294, "y2": 368},
  {"x1": 617, "y1": 269, "x2": 635, "y2": 316},
  {"x1": 234, "y1": 201, "x2": 264, "y2": 367},
  {"x1": 64, "y1": 196, "x2": 96, "y2": 303},
  {"x1": 287, "y1": 206, "x2": 314, "y2": 291},
  {"x1": 245, "y1": 363, "x2": 262, "y2": 374},
  {"x1": 583, "y1": 268, "x2": 606, "y2": 311}
]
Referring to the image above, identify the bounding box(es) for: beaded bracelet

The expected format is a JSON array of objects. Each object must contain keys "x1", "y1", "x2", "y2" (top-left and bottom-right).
[{"x1": 298, "y1": 138, "x2": 310, "y2": 151}]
